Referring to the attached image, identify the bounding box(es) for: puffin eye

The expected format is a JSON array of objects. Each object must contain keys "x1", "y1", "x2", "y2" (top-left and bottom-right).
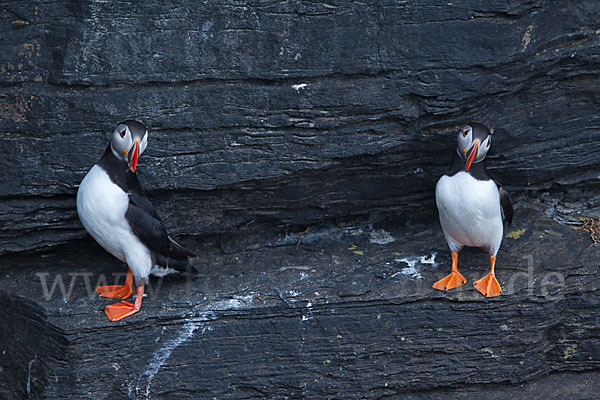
[
  {"x1": 486, "y1": 138, "x2": 491, "y2": 147},
  {"x1": 119, "y1": 129, "x2": 126, "y2": 138},
  {"x1": 462, "y1": 128, "x2": 469, "y2": 137}
]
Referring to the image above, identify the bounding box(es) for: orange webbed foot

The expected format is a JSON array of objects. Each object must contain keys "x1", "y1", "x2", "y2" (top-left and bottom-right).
[
  {"x1": 104, "y1": 301, "x2": 139, "y2": 321},
  {"x1": 104, "y1": 285, "x2": 144, "y2": 322},
  {"x1": 432, "y1": 270, "x2": 467, "y2": 291},
  {"x1": 96, "y1": 268, "x2": 133, "y2": 299},
  {"x1": 473, "y1": 273, "x2": 502, "y2": 298},
  {"x1": 433, "y1": 251, "x2": 466, "y2": 291},
  {"x1": 96, "y1": 284, "x2": 132, "y2": 299},
  {"x1": 474, "y1": 254, "x2": 502, "y2": 298}
]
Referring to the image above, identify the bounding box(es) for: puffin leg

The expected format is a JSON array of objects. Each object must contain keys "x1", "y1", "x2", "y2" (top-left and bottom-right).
[
  {"x1": 104, "y1": 285, "x2": 144, "y2": 322},
  {"x1": 433, "y1": 251, "x2": 467, "y2": 291},
  {"x1": 473, "y1": 255, "x2": 502, "y2": 298},
  {"x1": 95, "y1": 268, "x2": 133, "y2": 299}
]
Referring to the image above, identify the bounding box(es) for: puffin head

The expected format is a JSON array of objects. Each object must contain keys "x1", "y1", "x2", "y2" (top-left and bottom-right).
[
  {"x1": 110, "y1": 120, "x2": 148, "y2": 173},
  {"x1": 456, "y1": 122, "x2": 492, "y2": 172}
]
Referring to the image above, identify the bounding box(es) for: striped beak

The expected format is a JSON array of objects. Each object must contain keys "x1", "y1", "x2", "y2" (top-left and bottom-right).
[
  {"x1": 465, "y1": 140, "x2": 479, "y2": 172},
  {"x1": 128, "y1": 140, "x2": 139, "y2": 173}
]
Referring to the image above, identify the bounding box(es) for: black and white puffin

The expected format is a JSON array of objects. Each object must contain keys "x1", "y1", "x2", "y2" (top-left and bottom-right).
[
  {"x1": 433, "y1": 122, "x2": 513, "y2": 298},
  {"x1": 77, "y1": 120, "x2": 195, "y2": 321}
]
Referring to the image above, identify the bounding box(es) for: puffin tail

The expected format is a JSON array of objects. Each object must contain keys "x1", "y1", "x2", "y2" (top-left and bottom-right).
[{"x1": 169, "y1": 237, "x2": 196, "y2": 258}]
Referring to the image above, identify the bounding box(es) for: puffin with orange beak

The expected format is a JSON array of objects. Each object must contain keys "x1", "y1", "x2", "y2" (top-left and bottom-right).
[
  {"x1": 77, "y1": 120, "x2": 195, "y2": 321},
  {"x1": 433, "y1": 122, "x2": 513, "y2": 297}
]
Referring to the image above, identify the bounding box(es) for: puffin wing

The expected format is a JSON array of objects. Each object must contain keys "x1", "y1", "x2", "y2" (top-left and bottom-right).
[
  {"x1": 126, "y1": 192, "x2": 196, "y2": 260},
  {"x1": 497, "y1": 185, "x2": 513, "y2": 226}
]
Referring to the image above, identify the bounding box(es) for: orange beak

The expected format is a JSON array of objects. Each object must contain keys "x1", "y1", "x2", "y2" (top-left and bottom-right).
[
  {"x1": 465, "y1": 141, "x2": 478, "y2": 172},
  {"x1": 129, "y1": 141, "x2": 139, "y2": 173}
]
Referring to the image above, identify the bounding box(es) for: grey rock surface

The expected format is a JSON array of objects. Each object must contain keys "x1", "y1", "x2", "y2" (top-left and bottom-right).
[
  {"x1": 0, "y1": 209, "x2": 600, "y2": 399},
  {"x1": 1, "y1": 0, "x2": 599, "y2": 254},
  {"x1": 1, "y1": 208, "x2": 599, "y2": 398}
]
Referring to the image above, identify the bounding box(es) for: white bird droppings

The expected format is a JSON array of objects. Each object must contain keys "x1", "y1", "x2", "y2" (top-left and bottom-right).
[
  {"x1": 130, "y1": 322, "x2": 212, "y2": 400},
  {"x1": 391, "y1": 253, "x2": 438, "y2": 280},
  {"x1": 292, "y1": 83, "x2": 308, "y2": 93}
]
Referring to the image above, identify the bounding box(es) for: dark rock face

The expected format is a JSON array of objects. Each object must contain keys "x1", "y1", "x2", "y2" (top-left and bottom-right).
[
  {"x1": 1, "y1": 1, "x2": 600, "y2": 398},
  {"x1": 1, "y1": 208, "x2": 600, "y2": 399},
  {"x1": 1, "y1": 0, "x2": 599, "y2": 254}
]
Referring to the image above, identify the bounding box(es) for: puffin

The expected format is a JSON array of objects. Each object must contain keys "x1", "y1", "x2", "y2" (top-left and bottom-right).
[
  {"x1": 433, "y1": 122, "x2": 513, "y2": 298},
  {"x1": 76, "y1": 120, "x2": 195, "y2": 321}
]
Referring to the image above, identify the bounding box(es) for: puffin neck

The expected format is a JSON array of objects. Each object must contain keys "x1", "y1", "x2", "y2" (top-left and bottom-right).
[
  {"x1": 447, "y1": 152, "x2": 490, "y2": 181},
  {"x1": 97, "y1": 144, "x2": 141, "y2": 193},
  {"x1": 101, "y1": 144, "x2": 126, "y2": 165}
]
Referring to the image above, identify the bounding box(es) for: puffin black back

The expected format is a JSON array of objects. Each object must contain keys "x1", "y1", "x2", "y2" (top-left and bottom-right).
[{"x1": 98, "y1": 143, "x2": 196, "y2": 265}]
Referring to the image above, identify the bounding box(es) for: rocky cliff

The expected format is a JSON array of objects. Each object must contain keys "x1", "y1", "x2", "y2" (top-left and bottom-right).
[{"x1": 1, "y1": 1, "x2": 599, "y2": 399}]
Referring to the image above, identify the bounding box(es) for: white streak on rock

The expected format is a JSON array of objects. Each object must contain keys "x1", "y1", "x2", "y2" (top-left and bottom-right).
[
  {"x1": 130, "y1": 322, "x2": 213, "y2": 399},
  {"x1": 292, "y1": 83, "x2": 308, "y2": 92},
  {"x1": 210, "y1": 294, "x2": 255, "y2": 311},
  {"x1": 27, "y1": 352, "x2": 37, "y2": 397},
  {"x1": 391, "y1": 253, "x2": 438, "y2": 280}
]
